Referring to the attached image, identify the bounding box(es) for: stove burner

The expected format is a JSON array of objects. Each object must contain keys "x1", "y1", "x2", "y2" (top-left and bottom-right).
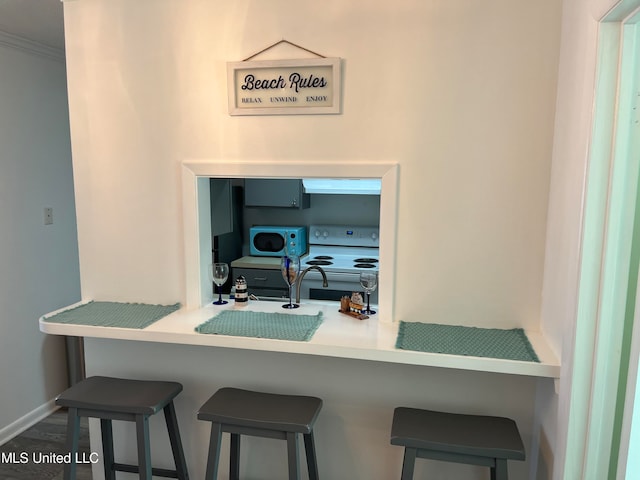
[
  {"x1": 354, "y1": 258, "x2": 378, "y2": 264},
  {"x1": 354, "y1": 263, "x2": 376, "y2": 269},
  {"x1": 307, "y1": 260, "x2": 333, "y2": 266},
  {"x1": 313, "y1": 256, "x2": 334, "y2": 260}
]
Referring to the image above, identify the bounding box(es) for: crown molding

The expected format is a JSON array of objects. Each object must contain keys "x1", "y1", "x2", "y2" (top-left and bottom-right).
[{"x1": 0, "y1": 30, "x2": 64, "y2": 62}]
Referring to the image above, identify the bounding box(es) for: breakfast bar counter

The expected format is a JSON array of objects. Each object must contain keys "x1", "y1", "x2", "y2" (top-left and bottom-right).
[
  {"x1": 40, "y1": 299, "x2": 560, "y2": 379},
  {"x1": 39, "y1": 300, "x2": 559, "y2": 480}
]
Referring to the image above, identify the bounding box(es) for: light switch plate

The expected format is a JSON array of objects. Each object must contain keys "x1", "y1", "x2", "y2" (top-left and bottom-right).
[{"x1": 44, "y1": 207, "x2": 53, "y2": 225}]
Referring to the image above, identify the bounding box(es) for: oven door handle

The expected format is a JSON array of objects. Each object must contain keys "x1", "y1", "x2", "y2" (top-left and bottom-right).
[{"x1": 303, "y1": 270, "x2": 362, "y2": 282}]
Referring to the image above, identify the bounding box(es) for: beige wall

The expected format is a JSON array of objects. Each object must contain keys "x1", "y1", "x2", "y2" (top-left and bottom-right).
[{"x1": 65, "y1": 0, "x2": 561, "y2": 333}]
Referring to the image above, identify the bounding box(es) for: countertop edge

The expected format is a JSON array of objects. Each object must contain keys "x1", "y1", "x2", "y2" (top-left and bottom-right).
[{"x1": 39, "y1": 302, "x2": 561, "y2": 379}]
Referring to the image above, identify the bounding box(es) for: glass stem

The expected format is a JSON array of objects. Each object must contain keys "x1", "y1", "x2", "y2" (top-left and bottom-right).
[{"x1": 366, "y1": 292, "x2": 371, "y2": 312}]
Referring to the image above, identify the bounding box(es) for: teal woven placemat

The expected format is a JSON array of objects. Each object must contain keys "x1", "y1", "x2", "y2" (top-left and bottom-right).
[
  {"x1": 396, "y1": 322, "x2": 540, "y2": 362},
  {"x1": 195, "y1": 310, "x2": 323, "y2": 342},
  {"x1": 43, "y1": 301, "x2": 180, "y2": 329}
]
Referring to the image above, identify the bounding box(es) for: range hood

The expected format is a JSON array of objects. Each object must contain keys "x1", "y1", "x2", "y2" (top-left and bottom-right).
[{"x1": 302, "y1": 178, "x2": 381, "y2": 195}]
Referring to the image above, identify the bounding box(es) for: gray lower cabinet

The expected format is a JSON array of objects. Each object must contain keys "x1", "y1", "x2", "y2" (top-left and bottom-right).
[
  {"x1": 244, "y1": 179, "x2": 310, "y2": 209},
  {"x1": 233, "y1": 267, "x2": 288, "y2": 298}
]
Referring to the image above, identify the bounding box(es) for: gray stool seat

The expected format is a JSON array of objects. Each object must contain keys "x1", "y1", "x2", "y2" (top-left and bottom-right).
[
  {"x1": 390, "y1": 407, "x2": 525, "y2": 480},
  {"x1": 56, "y1": 376, "x2": 189, "y2": 480},
  {"x1": 197, "y1": 387, "x2": 322, "y2": 480}
]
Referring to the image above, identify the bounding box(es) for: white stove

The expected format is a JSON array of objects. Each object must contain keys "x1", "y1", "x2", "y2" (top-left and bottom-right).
[
  {"x1": 297, "y1": 225, "x2": 379, "y2": 302},
  {"x1": 304, "y1": 245, "x2": 379, "y2": 273}
]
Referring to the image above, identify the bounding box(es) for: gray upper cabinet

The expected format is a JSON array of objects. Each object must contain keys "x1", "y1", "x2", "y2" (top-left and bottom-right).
[
  {"x1": 244, "y1": 179, "x2": 310, "y2": 209},
  {"x1": 210, "y1": 178, "x2": 233, "y2": 236}
]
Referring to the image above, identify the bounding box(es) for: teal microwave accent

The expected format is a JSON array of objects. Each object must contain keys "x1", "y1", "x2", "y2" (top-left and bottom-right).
[{"x1": 249, "y1": 226, "x2": 307, "y2": 257}]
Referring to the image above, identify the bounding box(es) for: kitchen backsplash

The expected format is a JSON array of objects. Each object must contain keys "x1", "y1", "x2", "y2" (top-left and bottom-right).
[{"x1": 241, "y1": 193, "x2": 380, "y2": 256}]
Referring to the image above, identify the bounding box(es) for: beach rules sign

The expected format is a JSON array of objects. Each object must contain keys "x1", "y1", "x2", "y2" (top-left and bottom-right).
[{"x1": 227, "y1": 58, "x2": 341, "y2": 116}]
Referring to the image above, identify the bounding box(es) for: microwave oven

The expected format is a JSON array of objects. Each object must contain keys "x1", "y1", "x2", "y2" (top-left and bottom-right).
[{"x1": 249, "y1": 226, "x2": 307, "y2": 257}]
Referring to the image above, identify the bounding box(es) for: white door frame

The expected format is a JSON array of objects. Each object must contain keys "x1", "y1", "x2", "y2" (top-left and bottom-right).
[
  {"x1": 563, "y1": 2, "x2": 640, "y2": 479},
  {"x1": 619, "y1": 261, "x2": 640, "y2": 479}
]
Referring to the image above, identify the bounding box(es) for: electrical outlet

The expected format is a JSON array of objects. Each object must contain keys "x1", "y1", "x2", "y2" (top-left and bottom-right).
[{"x1": 44, "y1": 207, "x2": 53, "y2": 225}]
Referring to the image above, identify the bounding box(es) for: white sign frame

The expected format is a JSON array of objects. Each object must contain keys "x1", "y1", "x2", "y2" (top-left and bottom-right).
[{"x1": 227, "y1": 58, "x2": 341, "y2": 116}]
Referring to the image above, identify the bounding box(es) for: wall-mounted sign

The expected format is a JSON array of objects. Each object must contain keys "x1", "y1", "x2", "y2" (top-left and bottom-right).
[{"x1": 227, "y1": 58, "x2": 341, "y2": 116}]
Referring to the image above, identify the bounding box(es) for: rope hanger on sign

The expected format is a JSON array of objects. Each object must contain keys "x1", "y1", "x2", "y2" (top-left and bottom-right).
[{"x1": 242, "y1": 39, "x2": 326, "y2": 61}]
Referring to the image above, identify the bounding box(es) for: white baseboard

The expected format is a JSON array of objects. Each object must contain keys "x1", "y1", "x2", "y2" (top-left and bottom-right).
[{"x1": 0, "y1": 399, "x2": 60, "y2": 445}]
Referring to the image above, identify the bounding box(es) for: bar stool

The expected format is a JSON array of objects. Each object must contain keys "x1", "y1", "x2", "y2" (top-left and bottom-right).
[
  {"x1": 390, "y1": 407, "x2": 525, "y2": 480},
  {"x1": 55, "y1": 375, "x2": 190, "y2": 480},
  {"x1": 197, "y1": 387, "x2": 322, "y2": 480}
]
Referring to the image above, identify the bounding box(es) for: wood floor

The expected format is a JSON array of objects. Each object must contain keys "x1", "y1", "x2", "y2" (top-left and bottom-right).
[{"x1": 0, "y1": 409, "x2": 92, "y2": 480}]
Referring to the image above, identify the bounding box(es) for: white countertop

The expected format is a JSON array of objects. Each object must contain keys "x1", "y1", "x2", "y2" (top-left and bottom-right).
[
  {"x1": 230, "y1": 256, "x2": 283, "y2": 270},
  {"x1": 39, "y1": 299, "x2": 560, "y2": 379}
]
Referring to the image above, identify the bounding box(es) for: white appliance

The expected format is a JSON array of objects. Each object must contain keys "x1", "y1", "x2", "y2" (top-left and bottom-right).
[{"x1": 296, "y1": 224, "x2": 379, "y2": 303}]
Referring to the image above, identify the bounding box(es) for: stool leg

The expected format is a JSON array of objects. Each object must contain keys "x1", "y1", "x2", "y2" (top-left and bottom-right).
[
  {"x1": 100, "y1": 419, "x2": 115, "y2": 480},
  {"x1": 492, "y1": 459, "x2": 508, "y2": 480},
  {"x1": 400, "y1": 447, "x2": 417, "y2": 480},
  {"x1": 63, "y1": 408, "x2": 80, "y2": 480},
  {"x1": 303, "y1": 432, "x2": 319, "y2": 480},
  {"x1": 286, "y1": 432, "x2": 301, "y2": 480},
  {"x1": 230, "y1": 433, "x2": 241, "y2": 480},
  {"x1": 163, "y1": 401, "x2": 190, "y2": 480},
  {"x1": 135, "y1": 414, "x2": 152, "y2": 480},
  {"x1": 204, "y1": 423, "x2": 223, "y2": 480}
]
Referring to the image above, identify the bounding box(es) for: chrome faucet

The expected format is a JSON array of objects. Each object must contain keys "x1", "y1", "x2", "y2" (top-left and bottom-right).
[{"x1": 295, "y1": 266, "x2": 329, "y2": 303}]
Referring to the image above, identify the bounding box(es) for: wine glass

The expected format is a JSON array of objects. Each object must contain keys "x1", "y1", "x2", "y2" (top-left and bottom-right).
[
  {"x1": 209, "y1": 263, "x2": 229, "y2": 305},
  {"x1": 280, "y1": 255, "x2": 300, "y2": 309},
  {"x1": 360, "y1": 271, "x2": 378, "y2": 315}
]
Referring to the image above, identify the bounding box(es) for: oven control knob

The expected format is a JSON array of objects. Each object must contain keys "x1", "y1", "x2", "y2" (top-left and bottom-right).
[
  {"x1": 371, "y1": 232, "x2": 378, "y2": 241},
  {"x1": 323, "y1": 230, "x2": 329, "y2": 238}
]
